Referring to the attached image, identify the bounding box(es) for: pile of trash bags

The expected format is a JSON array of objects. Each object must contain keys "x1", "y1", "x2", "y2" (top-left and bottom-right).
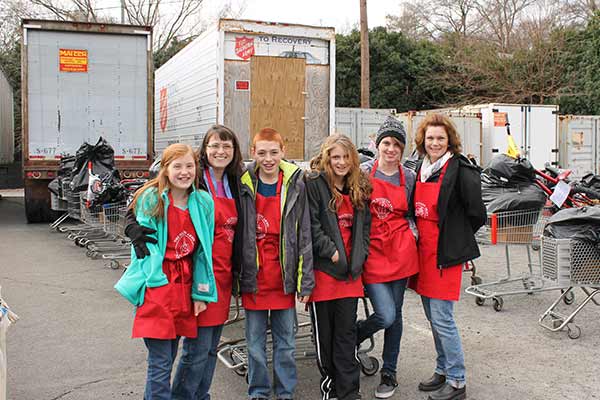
[
  {"x1": 544, "y1": 206, "x2": 600, "y2": 249},
  {"x1": 481, "y1": 154, "x2": 547, "y2": 213},
  {"x1": 48, "y1": 138, "x2": 124, "y2": 207}
]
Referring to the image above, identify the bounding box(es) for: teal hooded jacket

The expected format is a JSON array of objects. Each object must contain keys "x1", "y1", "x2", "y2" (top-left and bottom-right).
[{"x1": 114, "y1": 186, "x2": 216, "y2": 306}]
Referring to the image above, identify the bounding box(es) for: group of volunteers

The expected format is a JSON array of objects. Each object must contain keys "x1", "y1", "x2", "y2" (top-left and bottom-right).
[{"x1": 114, "y1": 113, "x2": 487, "y2": 400}]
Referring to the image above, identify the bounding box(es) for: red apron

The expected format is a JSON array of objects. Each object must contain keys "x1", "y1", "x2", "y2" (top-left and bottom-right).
[
  {"x1": 363, "y1": 161, "x2": 419, "y2": 284},
  {"x1": 132, "y1": 197, "x2": 198, "y2": 339},
  {"x1": 197, "y1": 170, "x2": 238, "y2": 327},
  {"x1": 311, "y1": 193, "x2": 363, "y2": 302},
  {"x1": 412, "y1": 163, "x2": 462, "y2": 301},
  {"x1": 242, "y1": 173, "x2": 295, "y2": 310}
]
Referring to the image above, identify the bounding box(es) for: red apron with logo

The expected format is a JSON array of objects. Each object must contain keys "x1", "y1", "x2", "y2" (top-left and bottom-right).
[
  {"x1": 363, "y1": 161, "x2": 419, "y2": 284},
  {"x1": 242, "y1": 173, "x2": 295, "y2": 310},
  {"x1": 412, "y1": 163, "x2": 462, "y2": 301},
  {"x1": 132, "y1": 198, "x2": 198, "y2": 339},
  {"x1": 311, "y1": 193, "x2": 363, "y2": 302},
  {"x1": 197, "y1": 171, "x2": 238, "y2": 327}
]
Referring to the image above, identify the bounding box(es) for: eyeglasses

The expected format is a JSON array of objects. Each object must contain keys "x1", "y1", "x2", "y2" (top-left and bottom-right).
[{"x1": 206, "y1": 143, "x2": 234, "y2": 151}]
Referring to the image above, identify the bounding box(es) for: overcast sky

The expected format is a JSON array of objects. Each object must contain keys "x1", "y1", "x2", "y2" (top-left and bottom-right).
[{"x1": 211, "y1": 0, "x2": 400, "y2": 33}]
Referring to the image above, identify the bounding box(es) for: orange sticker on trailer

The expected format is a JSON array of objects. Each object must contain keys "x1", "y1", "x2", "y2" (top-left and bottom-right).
[
  {"x1": 59, "y1": 49, "x2": 88, "y2": 72},
  {"x1": 494, "y1": 112, "x2": 507, "y2": 127}
]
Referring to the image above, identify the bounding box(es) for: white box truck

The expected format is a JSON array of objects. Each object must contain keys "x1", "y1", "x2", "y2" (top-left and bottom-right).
[
  {"x1": 155, "y1": 18, "x2": 335, "y2": 160},
  {"x1": 21, "y1": 20, "x2": 154, "y2": 222}
]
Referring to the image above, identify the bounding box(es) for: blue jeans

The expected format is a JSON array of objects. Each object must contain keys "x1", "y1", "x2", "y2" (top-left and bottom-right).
[
  {"x1": 143, "y1": 337, "x2": 180, "y2": 400},
  {"x1": 358, "y1": 278, "x2": 407, "y2": 375},
  {"x1": 421, "y1": 296, "x2": 466, "y2": 388},
  {"x1": 245, "y1": 308, "x2": 297, "y2": 399},
  {"x1": 172, "y1": 325, "x2": 224, "y2": 400}
]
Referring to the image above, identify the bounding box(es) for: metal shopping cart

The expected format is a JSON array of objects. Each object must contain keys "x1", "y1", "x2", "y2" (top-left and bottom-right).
[
  {"x1": 465, "y1": 207, "x2": 570, "y2": 311},
  {"x1": 538, "y1": 237, "x2": 600, "y2": 339},
  {"x1": 217, "y1": 298, "x2": 380, "y2": 380}
]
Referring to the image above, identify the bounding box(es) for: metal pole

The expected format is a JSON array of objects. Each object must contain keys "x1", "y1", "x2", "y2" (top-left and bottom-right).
[
  {"x1": 120, "y1": 0, "x2": 125, "y2": 24},
  {"x1": 359, "y1": 0, "x2": 370, "y2": 108}
]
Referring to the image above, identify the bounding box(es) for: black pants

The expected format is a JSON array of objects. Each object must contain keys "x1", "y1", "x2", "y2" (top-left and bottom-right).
[{"x1": 310, "y1": 297, "x2": 360, "y2": 400}]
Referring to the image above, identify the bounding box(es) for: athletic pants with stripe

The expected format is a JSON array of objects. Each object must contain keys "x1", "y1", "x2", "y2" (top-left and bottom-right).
[{"x1": 310, "y1": 297, "x2": 361, "y2": 400}]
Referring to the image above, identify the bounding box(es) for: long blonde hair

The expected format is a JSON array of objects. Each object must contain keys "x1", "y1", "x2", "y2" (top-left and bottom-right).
[
  {"x1": 130, "y1": 143, "x2": 199, "y2": 219},
  {"x1": 309, "y1": 134, "x2": 371, "y2": 211}
]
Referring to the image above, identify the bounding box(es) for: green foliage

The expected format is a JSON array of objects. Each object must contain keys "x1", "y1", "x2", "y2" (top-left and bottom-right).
[
  {"x1": 555, "y1": 12, "x2": 600, "y2": 115},
  {"x1": 153, "y1": 36, "x2": 194, "y2": 70},
  {"x1": 335, "y1": 27, "x2": 453, "y2": 112}
]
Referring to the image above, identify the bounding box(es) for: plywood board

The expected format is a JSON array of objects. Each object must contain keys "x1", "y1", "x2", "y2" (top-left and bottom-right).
[
  {"x1": 223, "y1": 61, "x2": 251, "y2": 157},
  {"x1": 250, "y1": 56, "x2": 305, "y2": 159},
  {"x1": 305, "y1": 65, "x2": 329, "y2": 160}
]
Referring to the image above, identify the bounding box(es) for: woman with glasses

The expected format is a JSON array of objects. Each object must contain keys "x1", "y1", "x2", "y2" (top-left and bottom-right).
[{"x1": 125, "y1": 125, "x2": 244, "y2": 400}]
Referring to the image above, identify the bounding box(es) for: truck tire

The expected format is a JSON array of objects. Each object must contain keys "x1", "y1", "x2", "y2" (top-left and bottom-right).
[{"x1": 24, "y1": 179, "x2": 59, "y2": 223}]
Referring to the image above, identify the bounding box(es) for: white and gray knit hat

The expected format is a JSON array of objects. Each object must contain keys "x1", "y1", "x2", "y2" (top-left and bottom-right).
[{"x1": 376, "y1": 116, "x2": 407, "y2": 146}]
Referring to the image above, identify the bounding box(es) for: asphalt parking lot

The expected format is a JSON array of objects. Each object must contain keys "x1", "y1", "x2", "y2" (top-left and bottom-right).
[{"x1": 1, "y1": 194, "x2": 599, "y2": 400}]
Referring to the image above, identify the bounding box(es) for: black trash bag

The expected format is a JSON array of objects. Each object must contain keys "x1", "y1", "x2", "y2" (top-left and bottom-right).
[
  {"x1": 481, "y1": 173, "x2": 547, "y2": 213},
  {"x1": 70, "y1": 137, "x2": 117, "y2": 192},
  {"x1": 48, "y1": 178, "x2": 60, "y2": 195},
  {"x1": 544, "y1": 206, "x2": 600, "y2": 247},
  {"x1": 483, "y1": 154, "x2": 536, "y2": 183},
  {"x1": 402, "y1": 149, "x2": 422, "y2": 172},
  {"x1": 580, "y1": 173, "x2": 600, "y2": 191},
  {"x1": 149, "y1": 156, "x2": 161, "y2": 179},
  {"x1": 48, "y1": 155, "x2": 76, "y2": 196},
  {"x1": 88, "y1": 170, "x2": 124, "y2": 207}
]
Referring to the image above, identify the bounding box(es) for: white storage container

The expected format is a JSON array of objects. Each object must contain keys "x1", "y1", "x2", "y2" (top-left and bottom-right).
[
  {"x1": 558, "y1": 115, "x2": 600, "y2": 178},
  {"x1": 334, "y1": 107, "x2": 395, "y2": 150}
]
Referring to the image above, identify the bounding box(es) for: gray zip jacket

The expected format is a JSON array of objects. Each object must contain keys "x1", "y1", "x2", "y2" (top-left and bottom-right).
[{"x1": 239, "y1": 160, "x2": 314, "y2": 297}]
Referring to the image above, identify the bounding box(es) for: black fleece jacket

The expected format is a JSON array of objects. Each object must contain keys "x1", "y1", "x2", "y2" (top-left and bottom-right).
[{"x1": 305, "y1": 171, "x2": 371, "y2": 281}]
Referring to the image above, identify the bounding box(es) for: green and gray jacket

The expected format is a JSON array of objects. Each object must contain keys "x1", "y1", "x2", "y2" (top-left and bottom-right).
[{"x1": 239, "y1": 160, "x2": 314, "y2": 297}]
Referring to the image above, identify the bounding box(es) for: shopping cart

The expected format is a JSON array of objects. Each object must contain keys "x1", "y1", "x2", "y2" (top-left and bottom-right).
[
  {"x1": 217, "y1": 297, "x2": 380, "y2": 380},
  {"x1": 538, "y1": 237, "x2": 600, "y2": 339},
  {"x1": 465, "y1": 207, "x2": 569, "y2": 311}
]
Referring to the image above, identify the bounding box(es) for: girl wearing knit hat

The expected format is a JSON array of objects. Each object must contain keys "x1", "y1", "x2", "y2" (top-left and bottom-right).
[{"x1": 357, "y1": 115, "x2": 419, "y2": 399}]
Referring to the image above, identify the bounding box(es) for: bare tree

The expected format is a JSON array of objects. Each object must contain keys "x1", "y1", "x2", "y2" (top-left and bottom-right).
[
  {"x1": 386, "y1": 2, "x2": 434, "y2": 39},
  {"x1": 122, "y1": 0, "x2": 205, "y2": 56},
  {"x1": 387, "y1": 0, "x2": 479, "y2": 39},
  {"x1": 474, "y1": 0, "x2": 537, "y2": 51},
  {"x1": 563, "y1": 0, "x2": 599, "y2": 22},
  {"x1": 29, "y1": 0, "x2": 107, "y2": 22}
]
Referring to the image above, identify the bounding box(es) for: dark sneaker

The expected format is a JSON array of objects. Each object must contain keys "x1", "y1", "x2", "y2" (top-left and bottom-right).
[
  {"x1": 427, "y1": 383, "x2": 466, "y2": 400},
  {"x1": 375, "y1": 372, "x2": 398, "y2": 399},
  {"x1": 418, "y1": 372, "x2": 446, "y2": 392}
]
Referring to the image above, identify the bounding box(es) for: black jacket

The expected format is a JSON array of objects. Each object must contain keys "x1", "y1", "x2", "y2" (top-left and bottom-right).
[
  {"x1": 412, "y1": 154, "x2": 487, "y2": 268},
  {"x1": 125, "y1": 165, "x2": 244, "y2": 295},
  {"x1": 305, "y1": 172, "x2": 371, "y2": 281}
]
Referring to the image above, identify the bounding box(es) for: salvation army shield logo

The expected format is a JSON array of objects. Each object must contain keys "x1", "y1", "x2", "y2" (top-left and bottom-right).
[
  {"x1": 235, "y1": 36, "x2": 255, "y2": 60},
  {"x1": 338, "y1": 213, "x2": 353, "y2": 228},
  {"x1": 224, "y1": 216, "x2": 238, "y2": 243},
  {"x1": 174, "y1": 231, "x2": 196, "y2": 258},
  {"x1": 256, "y1": 214, "x2": 270, "y2": 240},
  {"x1": 159, "y1": 87, "x2": 168, "y2": 132},
  {"x1": 372, "y1": 197, "x2": 393, "y2": 220},
  {"x1": 415, "y1": 201, "x2": 429, "y2": 218}
]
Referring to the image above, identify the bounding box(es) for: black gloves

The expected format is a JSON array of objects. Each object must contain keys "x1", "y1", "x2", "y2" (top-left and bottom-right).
[{"x1": 124, "y1": 208, "x2": 157, "y2": 259}]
